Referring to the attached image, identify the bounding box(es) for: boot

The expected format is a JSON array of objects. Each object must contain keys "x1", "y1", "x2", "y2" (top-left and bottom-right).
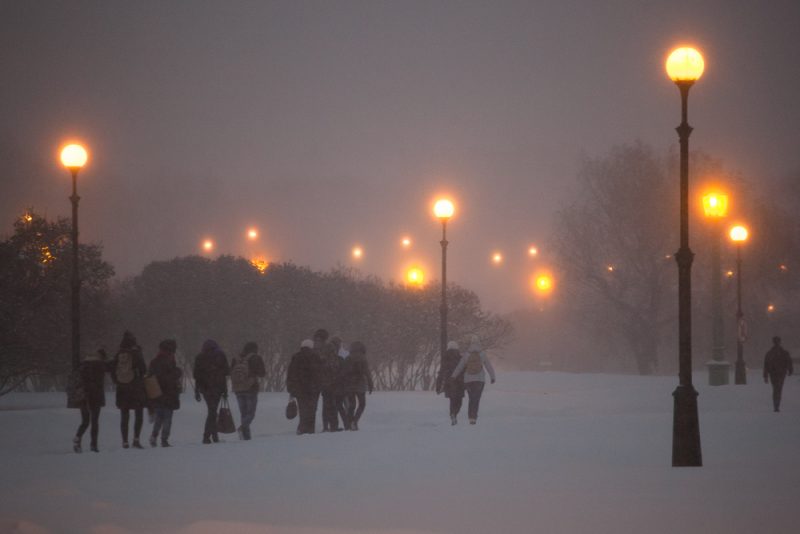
[
  {"x1": 469, "y1": 418, "x2": 476, "y2": 425},
  {"x1": 161, "y1": 440, "x2": 171, "y2": 448},
  {"x1": 351, "y1": 420, "x2": 359, "y2": 431},
  {"x1": 451, "y1": 414, "x2": 457, "y2": 426},
  {"x1": 149, "y1": 435, "x2": 157, "y2": 448},
  {"x1": 212, "y1": 433, "x2": 219, "y2": 443},
  {"x1": 90, "y1": 443, "x2": 99, "y2": 452},
  {"x1": 73, "y1": 437, "x2": 82, "y2": 453},
  {"x1": 132, "y1": 439, "x2": 144, "y2": 449},
  {"x1": 122, "y1": 441, "x2": 129, "y2": 449}
]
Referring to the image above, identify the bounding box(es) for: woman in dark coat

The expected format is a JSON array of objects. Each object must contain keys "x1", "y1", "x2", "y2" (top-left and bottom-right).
[
  {"x1": 286, "y1": 339, "x2": 322, "y2": 435},
  {"x1": 148, "y1": 339, "x2": 182, "y2": 447},
  {"x1": 343, "y1": 341, "x2": 373, "y2": 431},
  {"x1": 436, "y1": 341, "x2": 465, "y2": 425},
  {"x1": 73, "y1": 349, "x2": 109, "y2": 453},
  {"x1": 192, "y1": 339, "x2": 230, "y2": 444},
  {"x1": 110, "y1": 331, "x2": 147, "y2": 448}
]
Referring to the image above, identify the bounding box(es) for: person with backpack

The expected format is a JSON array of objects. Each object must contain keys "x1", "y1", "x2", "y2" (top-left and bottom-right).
[
  {"x1": 763, "y1": 336, "x2": 793, "y2": 412},
  {"x1": 148, "y1": 339, "x2": 183, "y2": 447},
  {"x1": 315, "y1": 329, "x2": 343, "y2": 432},
  {"x1": 286, "y1": 339, "x2": 322, "y2": 435},
  {"x1": 110, "y1": 331, "x2": 147, "y2": 449},
  {"x1": 436, "y1": 341, "x2": 466, "y2": 425},
  {"x1": 193, "y1": 339, "x2": 230, "y2": 444},
  {"x1": 230, "y1": 341, "x2": 266, "y2": 440},
  {"x1": 73, "y1": 349, "x2": 109, "y2": 453},
  {"x1": 343, "y1": 341, "x2": 373, "y2": 431},
  {"x1": 451, "y1": 336, "x2": 496, "y2": 425}
]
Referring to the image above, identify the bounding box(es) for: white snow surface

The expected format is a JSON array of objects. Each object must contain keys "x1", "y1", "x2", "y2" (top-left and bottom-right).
[{"x1": 0, "y1": 371, "x2": 797, "y2": 534}]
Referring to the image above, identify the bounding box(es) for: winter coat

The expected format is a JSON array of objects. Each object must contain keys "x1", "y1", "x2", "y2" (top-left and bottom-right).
[
  {"x1": 286, "y1": 347, "x2": 321, "y2": 398},
  {"x1": 343, "y1": 350, "x2": 374, "y2": 394},
  {"x1": 318, "y1": 343, "x2": 342, "y2": 393},
  {"x1": 452, "y1": 347, "x2": 496, "y2": 384},
  {"x1": 437, "y1": 348, "x2": 465, "y2": 399},
  {"x1": 148, "y1": 350, "x2": 183, "y2": 410},
  {"x1": 764, "y1": 345, "x2": 793, "y2": 381},
  {"x1": 110, "y1": 346, "x2": 147, "y2": 410},
  {"x1": 193, "y1": 340, "x2": 230, "y2": 397},
  {"x1": 80, "y1": 356, "x2": 108, "y2": 408},
  {"x1": 230, "y1": 352, "x2": 266, "y2": 394}
]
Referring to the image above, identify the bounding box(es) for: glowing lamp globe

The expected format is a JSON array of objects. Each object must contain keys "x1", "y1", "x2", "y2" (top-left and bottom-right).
[
  {"x1": 202, "y1": 239, "x2": 214, "y2": 252},
  {"x1": 433, "y1": 199, "x2": 455, "y2": 220},
  {"x1": 247, "y1": 228, "x2": 258, "y2": 240},
  {"x1": 730, "y1": 225, "x2": 748, "y2": 242},
  {"x1": 702, "y1": 193, "x2": 728, "y2": 218},
  {"x1": 406, "y1": 267, "x2": 424, "y2": 285},
  {"x1": 60, "y1": 144, "x2": 88, "y2": 171},
  {"x1": 352, "y1": 246, "x2": 364, "y2": 259},
  {"x1": 666, "y1": 47, "x2": 705, "y2": 83}
]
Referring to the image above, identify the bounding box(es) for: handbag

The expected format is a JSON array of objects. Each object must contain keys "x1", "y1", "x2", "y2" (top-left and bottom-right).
[
  {"x1": 144, "y1": 375, "x2": 162, "y2": 400},
  {"x1": 217, "y1": 396, "x2": 237, "y2": 433},
  {"x1": 285, "y1": 397, "x2": 298, "y2": 420},
  {"x1": 66, "y1": 369, "x2": 85, "y2": 409}
]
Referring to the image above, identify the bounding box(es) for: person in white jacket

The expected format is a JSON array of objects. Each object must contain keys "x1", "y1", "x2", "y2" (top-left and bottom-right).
[{"x1": 451, "y1": 336, "x2": 496, "y2": 424}]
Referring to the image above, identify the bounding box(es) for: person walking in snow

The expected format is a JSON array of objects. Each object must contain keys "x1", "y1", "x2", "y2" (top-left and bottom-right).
[
  {"x1": 436, "y1": 341, "x2": 465, "y2": 425},
  {"x1": 451, "y1": 336, "x2": 496, "y2": 425},
  {"x1": 73, "y1": 349, "x2": 109, "y2": 453},
  {"x1": 193, "y1": 339, "x2": 230, "y2": 443},
  {"x1": 316, "y1": 329, "x2": 343, "y2": 432},
  {"x1": 286, "y1": 339, "x2": 322, "y2": 435},
  {"x1": 110, "y1": 331, "x2": 147, "y2": 449},
  {"x1": 148, "y1": 339, "x2": 183, "y2": 447},
  {"x1": 343, "y1": 341, "x2": 373, "y2": 431},
  {"x1": 230, "y1": 341, "x2": 266, "y2": 440},
  {"x1": 330, "y1": 336, "x2": 350, "y2": 429},
  {"x1": 763, "y1": 336, "x2": 793, "y2": 412}
]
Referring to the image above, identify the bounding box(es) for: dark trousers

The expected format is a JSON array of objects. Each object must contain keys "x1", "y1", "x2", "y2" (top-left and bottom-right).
[
  {"x1": 321, "y1": 391, "x2": 340, "y2": 430},
  {"x1": 120, "y1": 407, "x2": 143, "y2": 442},
  {"x1": 335, "y1": 394, "x2": 349, "y2": 428},
  {"x1": 203, "y1": 393, "x2": 221, "y2": 440},
  {"x1": 76, "y1": 403, "x2": 101, "y2": 446},
  {"x1": 465, "y1": 381, "x2": 485, "y2": 420},
  {"x1": 449, "y1": 394, "x2": 463, "y2": 417},
  {"x1": 296, "y1": 392, "x2": 320, "y2": 435},
  {"x1": 152, "y1": 407, "x2": 173, "y2": 442},
  {"x1": 770, "y1": 374, "x2": 786, "y2": 411},
  {"x1": 235, "y1": 391, "x2": 258, "y2": 436},
  {"x1": 346, "y1": 393, "x2": 366, "y2": 424}
]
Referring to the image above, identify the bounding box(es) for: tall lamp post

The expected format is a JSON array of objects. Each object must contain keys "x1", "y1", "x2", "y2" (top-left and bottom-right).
[
  {"x1": 666, "y1": 46, "x2": 704, "y2": 467},
  {"x1": 60, "y1": 144, "x2": 88, "y2": 372},
  {"x1": 433, "y1": 199, "x2": 455, "y2": 360},
  {"x1": 702, "y1": 192, "x2": 730, "y2": 385},
  {"x1": 730, "y1": 225, "x2": 749, "y2": 384}
]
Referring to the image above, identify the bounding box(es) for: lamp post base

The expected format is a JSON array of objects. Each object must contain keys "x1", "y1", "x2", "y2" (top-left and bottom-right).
[
  {"x1": 706, "y1": 360, "x2": 731, "y2": 386},
  {"x1": 734, "y1": 359, "x2": 747, "y2": 385},
  {"x1": 672, "y1": 384, "x2": 702, "y2": 467}
]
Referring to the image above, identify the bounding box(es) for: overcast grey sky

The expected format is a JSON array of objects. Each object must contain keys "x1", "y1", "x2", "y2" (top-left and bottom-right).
[{"x1": 2, "y1": 0, "x2": 799, "y2": 311}]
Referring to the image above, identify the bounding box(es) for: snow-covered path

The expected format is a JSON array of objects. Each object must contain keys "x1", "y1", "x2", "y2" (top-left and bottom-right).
[{"x1": 1, "y1": 371, "x2": 797, "y2": 534}]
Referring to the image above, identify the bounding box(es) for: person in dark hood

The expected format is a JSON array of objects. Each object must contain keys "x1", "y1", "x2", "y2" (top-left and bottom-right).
[
  {"x1": 764, "y1": 336, "x2": 793, "y2": 412},
  {"x1": 436, "y1": 341, "x2": 466, "y2": 425},
  {"x1": 286, "y1": 339, "x2": 321, "y2": 435},
  {"x1": 315, "y1": 329, "x2": 343, "y2": 432},
  {"x1": 148, "y1": 339, "x2": 183, "y2": 447},
  {"x1": 343, "y1": 341, "x2": 373, "y2": 431},
  {"x1": 193, "y1": 339, "x2": 230, "y2": 443},
  {"x1": 110, "y1": 331, "x2": 147, "y2": 449},
  {"x1": 230, "y1": 341, "x2": 266, "y2": 440},
  {"x1": 73, "y1": 349, "x2": 109, "y2": 453}
]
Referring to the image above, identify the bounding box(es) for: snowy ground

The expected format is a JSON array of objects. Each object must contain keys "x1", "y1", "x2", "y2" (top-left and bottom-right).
[{"x1": 0, "y1": 371, "x2": 798, "y2": 534}]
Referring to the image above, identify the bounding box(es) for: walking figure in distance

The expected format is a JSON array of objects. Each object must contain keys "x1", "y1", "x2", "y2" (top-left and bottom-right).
[
  {"x1": 343, "y1": 341, "x2": 373, "y2": 431},
  {"x1": 286, "y1": 339, "x2": 322, "y2": 435},
  {"x1": 110, "y1": 331, "x2": 147, "y2": 449},
  {"x1": 230, "y1": 341, "x2": 266, "y2": 440},
  {"x1": 193, "y1": 339, "x2": 230, "y2": 443},
  {"x1": 452, "y1": 336, "x2": 496, "y2": 425},
  {"x1": 437, "y1": 341, "x2": 465, "y2": 425},
  {"x1": 148, "y1": 339, "x2": 182, "y2": 447},
  {"x1": 73, "y1": 349, "x2": 109, "y2": 453},
  {"x1": 764, "y1": 336, "x2": 793, "y2": 412}
]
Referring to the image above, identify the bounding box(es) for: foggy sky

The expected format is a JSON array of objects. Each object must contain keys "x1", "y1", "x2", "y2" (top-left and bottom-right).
[{"x1": 2, "y1": 0, "x2": 799, "y2": 312}]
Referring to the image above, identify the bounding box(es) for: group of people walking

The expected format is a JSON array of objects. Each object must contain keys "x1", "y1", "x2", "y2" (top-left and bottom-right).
[{"x1": 436, "y1": 336, "x2": 496, "y2": 425}]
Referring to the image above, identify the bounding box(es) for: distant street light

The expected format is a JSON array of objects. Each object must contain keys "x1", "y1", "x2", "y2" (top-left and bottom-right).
[
  {"x1": 352, "y1": 245, "x2": 364, "y2": 259},
  {"x1": 492, "y1": 252, "x2": 503, "y2": 265},
  {"x1": 401, "y1": 237, "x2": 412, "y2": 248},
  {"x1": 60, "y1": 143, "x2": 88, "y2": 373},
  {"x1": 406, "y1": 267, "x2": 424, "y2": 286},
  {"x1": 528, "y1": 246, "x2": 539, "y2": 257},
  {"x1": 433, "y1": 198, "x2": 454, "y2": 361},
  {"x1": 666, "y1": 45, "x2": 705, "y2": 467},
  {"x1": 533, "y1": 273, "x2": 554, "y2": 296},
  {"x1": 202, "y1": 239, "x2": 214, "y2": 253},
  {"x1": 729, "y1": 224, "x2": 749, "y2": 385},
  {"x1": 247, "y1": 228, "x2": 259, "y2": 240},
  {"x1": 703, "y1": 192, "x2": 730, "y2": 386}
]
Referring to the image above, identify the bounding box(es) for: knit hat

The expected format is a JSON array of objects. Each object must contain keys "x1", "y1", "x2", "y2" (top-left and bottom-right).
[
  {"x1": 120, "y1": 330, "x2": 137, "y2": 349},
  {"x1": 159, "y1": 339, "x2": 177, "y2": 353},
  {"x1": 447, "y1": 341, "x2": 459, "y2": 350},
  {"x1": 301, "y1": 339, "x2": 314, "y2": 349}
]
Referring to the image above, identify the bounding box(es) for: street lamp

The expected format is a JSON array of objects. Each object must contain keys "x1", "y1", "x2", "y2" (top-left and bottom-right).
[
  {"x1": 202, "y1": 239, "x2": 215, "y2": 253},
  {"x1": 702, "y1": 192, "x2": 730, "y2": 386},
  {"x1": 730, "y1": 224, "x2": 749, "y2": 385},
  {"x1": 666, "y1": 46, "x2": 704, "y2": 467},
  {"x1": 406, "y1": 267, "x2": 424, "y2": 287},
  {"x1": 60, "y1": 143, "x2": 88, "y2": 373},
  {"x1": 433, "y1": 198, "x2": 454, "y2": 361}
]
